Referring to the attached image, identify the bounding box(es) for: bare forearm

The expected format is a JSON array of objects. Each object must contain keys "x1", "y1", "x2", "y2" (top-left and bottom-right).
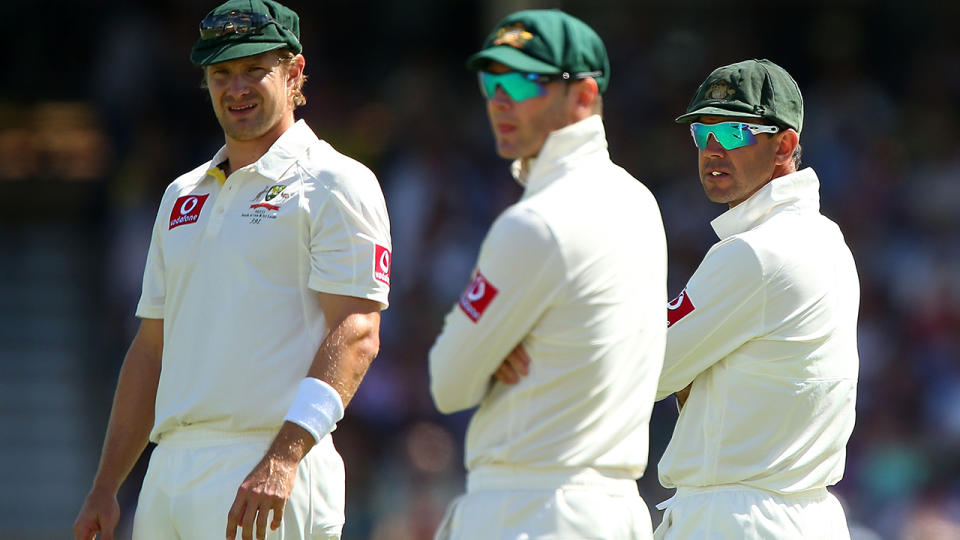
[
  {"x1": 306, "y1": 311, "x2": 380, "y2": 408},
  {"x1": 91, "y1": 321, "x2": 162, "y2": 493}
]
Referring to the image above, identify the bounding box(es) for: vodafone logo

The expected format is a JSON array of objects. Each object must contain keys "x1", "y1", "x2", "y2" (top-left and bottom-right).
[
  {"x1": 169, "y1": 194, "x2": 210, "y2": 230},
  {"x1": 374, "y1": 244, "x2": 391, "y2": 285},
  {"x1": 667, "y1": 288, "x2": 695, "y2": 328},
  {"x1": 459, "y1": 272, "x2": 498, "y2": 323},
  {"x1": 466, "y1": 280, "x2": 486, "y2": 301}
]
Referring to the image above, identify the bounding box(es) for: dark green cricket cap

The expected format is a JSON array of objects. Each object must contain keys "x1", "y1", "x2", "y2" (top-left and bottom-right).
[
  {"x1": 466, "y1": 9, "x2": 611, "y2": 93},
  {"x1": 676, "y1": 59, "x2": 803, "y2": 133},
  {"x1": 191, "y1": 0, "x2": 302, "y2": 66}
]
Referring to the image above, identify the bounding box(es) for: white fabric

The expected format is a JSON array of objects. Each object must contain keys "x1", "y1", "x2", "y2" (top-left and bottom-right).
[
  {"x1": 134, "y1": 428, "x2": 344, "y2": 539},
  {"x1": 434, "y1": 466, "x2": 652, "y2": 540},
  {"x1": 283, "y1": 378, "x2": 345, "y2": 443},
  {"x1": 137, "y1": 119, "x2": 391, "y2": 441},
  {"x1": 429, "y1": 115, "x2": 666, "y2": 479},
  {"x1": 653, "y1": 485, "x2": 850, "y2": 540},
  {"x1": 658, "y1": 168, "x2": 860, "y2": 495}
]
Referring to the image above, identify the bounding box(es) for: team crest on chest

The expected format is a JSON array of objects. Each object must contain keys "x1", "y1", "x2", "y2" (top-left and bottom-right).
[{"x1": 243, "y1": 184, "x2": 294, "y2": 223}]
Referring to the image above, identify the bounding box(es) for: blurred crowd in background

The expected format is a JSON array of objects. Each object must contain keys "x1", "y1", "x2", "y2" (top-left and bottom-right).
[{"x1": 1, "y1": 1, "x2": 959, "y2": 538}]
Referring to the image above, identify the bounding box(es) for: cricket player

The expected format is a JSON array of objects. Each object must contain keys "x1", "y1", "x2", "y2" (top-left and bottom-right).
[
  {"x1": 654, "y1": 59, "x2": 859, "y2": 539},
  {"x1": 73, "y1": 1, "x2": 390, "y2": 539},
  {"x1": 428, "y1": 9, "x2": 667, "y2": 540}
]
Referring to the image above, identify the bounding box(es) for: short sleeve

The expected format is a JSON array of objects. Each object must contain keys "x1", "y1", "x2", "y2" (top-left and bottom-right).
[
  {"x1": 135, "y1": 199, "x2": 168, "y2": 319},
  {"x1": 306, "y1": 167, "x2": 392, "y2": 309}
]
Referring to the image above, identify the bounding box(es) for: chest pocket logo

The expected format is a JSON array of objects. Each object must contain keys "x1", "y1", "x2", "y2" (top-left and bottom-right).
[
  {"x1": 245, "y1": 184, "x2": 292, "y2": 222},
  {"x1": 169, "y1": 194, "x2": 210, "y2": 229}
]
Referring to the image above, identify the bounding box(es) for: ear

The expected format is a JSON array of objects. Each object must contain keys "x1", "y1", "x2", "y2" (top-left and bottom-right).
[
  {"x1": 773, "y1": 128, "x2": 799, "y2": 166},
  {"x1": 570, "y1": 77, "x2": 599, "y2": 121},
  {"x1": 287, "y1": 54, "x2": 306, "y2": 86}
]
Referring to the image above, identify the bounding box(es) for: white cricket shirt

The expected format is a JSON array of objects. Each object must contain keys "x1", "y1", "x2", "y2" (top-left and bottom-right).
[
  {"x1": 137, "y1": 120, "x2": 391, "y2": 441},
  {"x1": 429, "y1": 115, "x2": 667, "y2": 478},
  {"x1": 658, "y1": 168, "x2": 859, "y2": 494}
]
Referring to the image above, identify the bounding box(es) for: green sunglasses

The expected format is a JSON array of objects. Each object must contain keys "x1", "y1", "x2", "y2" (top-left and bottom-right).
[
  {"x1": 690, "y1": 122, "x2": 780, "y2": 150},
  {"x1": 478, "y1": 70, "x2": 603, "y2": 102}
]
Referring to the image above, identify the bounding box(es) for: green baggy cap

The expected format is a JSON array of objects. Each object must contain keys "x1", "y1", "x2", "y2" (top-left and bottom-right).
[
  {"x1": 191, "y1": 0, "x2": 302, "y2": 66},
  {"x1": 466, "y1": 9, "x2": 611, "y2": 93},
  {"x1": 676, "y1": 59, "x2": 803, "y2": 133}
]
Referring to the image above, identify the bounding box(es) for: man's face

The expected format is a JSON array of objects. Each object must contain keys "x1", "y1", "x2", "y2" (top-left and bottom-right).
[
  {"x1": 696, "y1": 115, "x2": 781, "y2": 207},
  {"x1": 483, "y1": 61, "x2": 571, "y2": 160},
  {"x1": 204, "y1": 50, "x2": 292, "y2": 142}
]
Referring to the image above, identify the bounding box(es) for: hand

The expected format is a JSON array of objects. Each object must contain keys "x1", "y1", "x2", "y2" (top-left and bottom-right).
[
  {"x1": 675, "y1": 384, "x2": 692, "y2": 410},
  {"x1": 226, "y1": 454, "x2": 298, "y2": 540},
  {"x1": 73, "y1": 488, "x2": 120, "y2": 540},
  {"x1": 493, "y1": 344, "x2": 531, "y2": 385}
]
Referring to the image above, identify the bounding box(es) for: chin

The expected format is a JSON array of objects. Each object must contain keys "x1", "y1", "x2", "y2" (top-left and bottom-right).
[{"x1": 495, "y1": 144, "x2": 519, "y2": 160}]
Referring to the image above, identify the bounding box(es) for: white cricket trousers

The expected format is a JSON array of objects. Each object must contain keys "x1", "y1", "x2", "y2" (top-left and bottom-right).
[
  {"x1": 434, "y1": 466, "x2": 653, "y2": 540},
  {"x1": 653, "y1": 484, "x2": 851, "y2": 540},
  {"x1": 132, "y1": 427, "x2": 345, "y2": 539}
]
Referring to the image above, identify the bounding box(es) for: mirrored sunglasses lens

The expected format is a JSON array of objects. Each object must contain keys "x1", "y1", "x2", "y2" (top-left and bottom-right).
[
  {"x1": 479, "y1": 73, "x2": 544, "y2": 101},
  {"x1": 717, "y1": 123, "x2": 755, "y2": 149},
  {"x1": 691, "y1": 123, "x2": 756, "y2": 150}
]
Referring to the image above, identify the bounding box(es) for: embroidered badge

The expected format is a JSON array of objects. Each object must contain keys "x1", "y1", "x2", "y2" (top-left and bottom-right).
[
  {"x1": 492, "y1": 23, "x2": 534, "y2": 49},
  {"x1": 169, "y1": 194, "x2": 210, "y2": 230},
  {"x1": 459, "y1": 272, "x2": 499, "y2": 323},
  {"x1": 243, "y1": 184, "x2": 292, "y2": 223},
  {"x1": 667, "y1": 288, "x2": 696, "y2": 328},
  {"x1": 374, "y1": 244, "x2": 391, "y2": 285},
  {"x1": 706, "y1": 81, "x2": 736, "y2": 101}
]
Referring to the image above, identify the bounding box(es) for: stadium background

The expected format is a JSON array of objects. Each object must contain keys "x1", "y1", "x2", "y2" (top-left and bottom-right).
[{"x1": 1, "y1": 0, "x2": 959, "y2": 538}]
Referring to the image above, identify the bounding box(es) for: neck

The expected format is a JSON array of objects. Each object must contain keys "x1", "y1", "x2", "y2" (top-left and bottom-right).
[
  {"x1": 771, "y1": 162, "x2": 798, "y2": 179},
  {"x1": 222, "y1": 114, "x2": 295, "y2": 175}
]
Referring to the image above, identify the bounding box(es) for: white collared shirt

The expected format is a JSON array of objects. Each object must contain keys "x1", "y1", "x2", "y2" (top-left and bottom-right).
[
  {"x1": 659, "y1": 168, "x2": 860, "y2": 493},
  {"x1": 137, "y1": 120, "x2": 391, "y2": 441},
  {"x1": 429, "y1": 115, "x2": 667, "y2": 478}
]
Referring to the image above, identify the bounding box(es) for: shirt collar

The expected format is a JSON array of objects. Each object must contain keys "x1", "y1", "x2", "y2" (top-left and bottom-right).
[
  {"x1": 207, "y1": 119, "x2": 318, "y2": 183},
  {"x1": 510, "y1": 115, "x2": 609, "y2": 191},
  {"x1": 710, "y1": 167, "x2": 822, "y2": 240}
]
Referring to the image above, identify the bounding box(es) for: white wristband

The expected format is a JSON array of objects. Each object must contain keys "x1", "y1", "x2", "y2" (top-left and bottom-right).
[{"x1": 283, "y1": 378, "x2": 345, "y2": 443}]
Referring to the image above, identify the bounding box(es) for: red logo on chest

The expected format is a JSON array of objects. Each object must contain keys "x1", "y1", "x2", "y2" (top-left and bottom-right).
[
  {"x1": 374, "y1": 244, "x2": 391, "y2": 285},
  {"x1": 667, "y1": 288, "x2": 696, "y2": 328},
  {"x1": 459, "y1": 272, "x2": 498, "y2": 323},
  {"x1": 169, "y1": 194, "x2": 210, "y2": 229}
]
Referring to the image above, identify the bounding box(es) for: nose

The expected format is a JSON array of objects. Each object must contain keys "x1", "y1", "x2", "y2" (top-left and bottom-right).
[
  {"x1": 488, "y1": 86, "x2": 513, "y2": 110},
  {"x1": 703, "y1": 133, "x2": 726, "y2": 157},
  {"x1": 225, "y1": 73, "x2": 250, "y2": 100}
]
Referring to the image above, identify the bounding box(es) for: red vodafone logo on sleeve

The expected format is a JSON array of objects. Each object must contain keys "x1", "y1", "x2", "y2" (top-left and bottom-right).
[
  {"x1": 459, "y1": 272, "x2": 498, "y2": 323},
  {"x1": 374, "y1": 244, "x2": 391, "y2": 285},
  {"x1": 667, "y1": 288, "x2": 696, "y2": 328},
  {"x1": 169, "y1": 194, "x2": 210, "y2": 230}
]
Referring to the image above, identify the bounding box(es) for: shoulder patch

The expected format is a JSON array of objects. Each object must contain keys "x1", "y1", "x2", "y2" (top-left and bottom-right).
[
  {"x1": 459, "y1": 272, "x2": 498, "y2": 323},
  {"x1": 667, "y1": 288, "x2": 695, "y2": 328},
  {"x1": 374, "y1": 244, "x2": 391, "y2": 285}
]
